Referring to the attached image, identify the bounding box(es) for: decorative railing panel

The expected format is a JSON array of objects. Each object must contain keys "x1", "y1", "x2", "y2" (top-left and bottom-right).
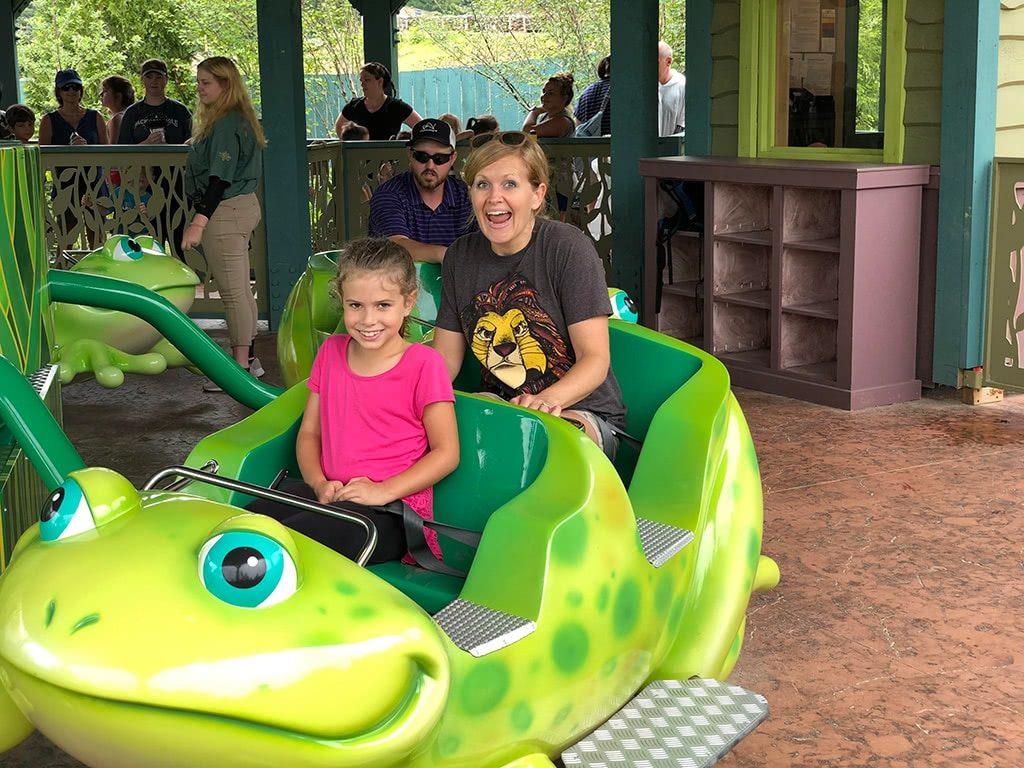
[
  {"x1": 40, "y1": 146, "x2": 268, "y2": 319},
  {"x1": 985, "y1": 157, "x2": 1024, "y2": 391}
]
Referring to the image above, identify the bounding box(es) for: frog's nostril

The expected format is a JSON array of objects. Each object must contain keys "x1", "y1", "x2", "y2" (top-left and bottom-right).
[{"x1": 45, "y1": 599, "x2": 56, "y2": 628}]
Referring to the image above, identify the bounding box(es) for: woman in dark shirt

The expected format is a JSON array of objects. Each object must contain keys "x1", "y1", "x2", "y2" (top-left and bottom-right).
[
  {"x1": 182, "y1": 56, "x2": 267, "y2": 390},
  {"x1": 334, "y1": 62, "x2": 423, "y2": 140}
]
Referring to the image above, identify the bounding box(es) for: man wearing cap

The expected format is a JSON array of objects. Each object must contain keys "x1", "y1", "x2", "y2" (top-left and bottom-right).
[
  {"x1": 368, "y1": 118, "x2": 475, "y2": 264},
  {"x1": 117, "y1": 59, "x2": 192, "y2": 145}
]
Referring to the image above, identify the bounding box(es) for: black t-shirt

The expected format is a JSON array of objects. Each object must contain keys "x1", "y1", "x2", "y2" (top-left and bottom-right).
[
  {"x1": 437, "y1": 217, "x2": 626, "y2": 426},
  {"x1": 117, "y1": 99, "x2": 193, "y2": 144},
  {"x1": 341, "y1": 97, "x2": 414, "y2": 140}
]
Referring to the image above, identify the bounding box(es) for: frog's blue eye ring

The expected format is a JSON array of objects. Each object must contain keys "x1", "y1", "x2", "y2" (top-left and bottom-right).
[
  {"x1": 111, "y1": 237, "x2": 144, "y2": 261},
  {"x1": 40, "y1": 479, "x2": 97, "y2": 542},
  {"x1": 199, "y1": 531, "x2": 297, "y2": 609}
]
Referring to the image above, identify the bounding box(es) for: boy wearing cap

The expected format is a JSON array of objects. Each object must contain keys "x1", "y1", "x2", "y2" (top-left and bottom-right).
[
  {"x1": 368, "y1": 118, "x2": 475, "y2": 264},
  {"x1": 117, "y1": 59, "x2": 192, "y2": 145}
]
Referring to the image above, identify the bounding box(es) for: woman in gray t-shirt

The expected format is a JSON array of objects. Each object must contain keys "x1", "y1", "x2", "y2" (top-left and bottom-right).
[{"x1": 433, "y1": 132, "x2": 625, "y2": 457}]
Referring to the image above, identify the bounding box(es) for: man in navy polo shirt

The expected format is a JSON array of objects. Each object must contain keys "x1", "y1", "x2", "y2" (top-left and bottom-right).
[{"x1": 368, "y1": 118, "x2": 475, "y2": 263}]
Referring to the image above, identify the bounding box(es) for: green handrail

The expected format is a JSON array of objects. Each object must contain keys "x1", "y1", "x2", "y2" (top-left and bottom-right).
[
  {"x1": 0, "y1": 357, "x2": 85, "y2": 490},
  {"x1": 48, "y1": 271, "x2": 283, "y2": 411}
]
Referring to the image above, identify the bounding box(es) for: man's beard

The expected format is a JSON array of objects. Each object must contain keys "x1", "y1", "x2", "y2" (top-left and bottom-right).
[{"x1": 415, "y1": 170, "x2": 444, "y2": 191}]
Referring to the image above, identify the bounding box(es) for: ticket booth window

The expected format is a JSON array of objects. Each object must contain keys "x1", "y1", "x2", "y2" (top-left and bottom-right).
[{"x1": 743, "y1": 0, "x2": 906, "y2": 161}]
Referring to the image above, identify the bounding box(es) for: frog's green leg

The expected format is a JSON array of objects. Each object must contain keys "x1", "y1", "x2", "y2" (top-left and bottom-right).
[
  {"x1": 753, "y1": 555, "x2": 780, "y2": 592},
  {"x1": 498, "y1": 754, "x2": 558, "y2": 768},
  {"x1": 147, "y1": 337, "x2": 193, "y2": 370},
  {"x1": 57, "y1": 339, "x2": 167, "y2": 388},
  {"x1": 0, "y1": 683, "x2": 33, "y2": 752}
]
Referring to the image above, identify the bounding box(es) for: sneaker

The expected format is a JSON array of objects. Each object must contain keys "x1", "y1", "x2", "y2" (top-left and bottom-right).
[
  {"x1": 202, "y1": 378, "x2": 224, "y2": 393},
  {"x1": 248, "y1": 357, "x2": 265, "y2": 379}
]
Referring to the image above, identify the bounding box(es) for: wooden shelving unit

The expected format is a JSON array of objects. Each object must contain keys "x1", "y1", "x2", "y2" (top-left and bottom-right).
[{"x1": 641, "y1": 156, "x2": 930, "y2": 409}]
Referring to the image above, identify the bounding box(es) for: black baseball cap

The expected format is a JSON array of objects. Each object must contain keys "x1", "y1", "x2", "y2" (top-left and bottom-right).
[
  {"x1": 54, "y1": 69, "x2": 83, "y2": 88},
  {"x1": 140, "y1": 59, "x2": 169, "y2": 77},
  {"x1": 409, "y1": 119, "x2": 456, "y2": 150}
]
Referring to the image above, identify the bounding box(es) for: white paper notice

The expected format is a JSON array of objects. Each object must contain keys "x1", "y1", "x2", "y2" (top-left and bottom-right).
[
  {"x1": 789, "y1": 55, "x2": 807, "y2": 88},
  {"x1": 803, "y1": 53, "x2": 833, "y2": 95},
  {"x1": 791, "y1": 0, "x2": 821, "y2": 53},
  {"x1": 821, "y1": 8, "x2": 836, "y2": 53}
]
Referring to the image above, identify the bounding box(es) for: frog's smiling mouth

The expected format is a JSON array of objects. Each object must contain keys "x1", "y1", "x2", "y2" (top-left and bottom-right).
[{"x1": 3, "y1": 655, "x2": 444, "y2": 752}]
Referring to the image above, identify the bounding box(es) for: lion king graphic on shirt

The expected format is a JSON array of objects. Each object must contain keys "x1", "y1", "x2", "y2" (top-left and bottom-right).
[{"x1": 460, "y1": 274, "x2": 573, "y2": 396}]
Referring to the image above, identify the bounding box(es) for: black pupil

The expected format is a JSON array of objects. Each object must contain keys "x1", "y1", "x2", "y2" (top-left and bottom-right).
[
  {"x1": 624, "y1": 296, "x2": 637, "y2": 312},
  {"x1": 221, "y1": 547, "x2": 266, "y2": 589},
  {"x1": 42, "y1": 488, "x2": 65, "y2": 523},
  {"x1": 127, "y1": 238, "x2": 140, "y2": 252}
]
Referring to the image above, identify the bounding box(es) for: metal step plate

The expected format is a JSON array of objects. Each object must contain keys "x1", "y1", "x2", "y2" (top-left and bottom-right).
[
  {"x1": 562, "y1": 678, "x2": 768, "y2": 767},
  {"x1": 637, "y1": 517, "x2": 695, "y2": 567},
  {"x1": 433, "y1": 598, "x2": 536, "y2": 657}
]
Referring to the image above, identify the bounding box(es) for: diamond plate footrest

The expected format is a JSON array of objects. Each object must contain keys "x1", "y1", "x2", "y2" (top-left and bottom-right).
[
  {"x1": 433, "y1": 598, "x2": 536, "y2": 657},
  {"x1": 28, "y1": 365, "x2": 57, "y2": 396},
  {"x1": 637, "y1": 517, "x2": 695, "y2": 567},
  {"x1": 562, "y1": 678, "x2": 768, "y2": 767}
]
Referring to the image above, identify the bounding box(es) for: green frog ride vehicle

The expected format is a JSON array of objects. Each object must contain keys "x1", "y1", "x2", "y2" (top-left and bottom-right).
[{"x1": 0, "y1": 307, "x2": 778, "y2": 767}]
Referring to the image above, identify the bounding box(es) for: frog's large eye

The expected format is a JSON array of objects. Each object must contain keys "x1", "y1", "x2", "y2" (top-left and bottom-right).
[
  {"x1": 199, "y1": 531, "x2": 297, "y2": 609},
  {"x1": 111, "y1": 237, "x2": 145, "y2": 262},
  {"x1": 40, "y1": 480, "x2": 96, "y2": 542}
]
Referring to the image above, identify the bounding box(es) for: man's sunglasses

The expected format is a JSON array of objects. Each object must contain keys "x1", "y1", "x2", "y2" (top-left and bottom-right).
[
  {"x1": 410, "y1": 149, "x2": 454, "y2": 165},
  {"x1": 59, "y1": 84, "x2": 83, "y2": 92},
  {"x1": 469, "y1": 130, "x2": 532, "y2": 149}
]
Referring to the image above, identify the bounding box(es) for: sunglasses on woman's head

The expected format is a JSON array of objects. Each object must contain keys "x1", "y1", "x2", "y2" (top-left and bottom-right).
[
  {"x1": 60, "y1": 84, "x2": 82, "y2": 92},
  {"x1": 469, "y1": 130, "x2": 531, "y2": 149},
  {"x1": 410, "y1": 149, "x2": 454, "y2": 165}
]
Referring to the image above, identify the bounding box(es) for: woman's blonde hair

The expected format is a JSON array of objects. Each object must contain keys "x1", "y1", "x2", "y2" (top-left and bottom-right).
[
  {"x1": 462, "y1": 133, "x2": 550, "y2": 215},
  {"x1": 193, "y1": 57, "x2": 267, "y2": 147}
]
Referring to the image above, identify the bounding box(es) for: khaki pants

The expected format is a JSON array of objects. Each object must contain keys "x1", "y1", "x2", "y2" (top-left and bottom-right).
[{"x1": 201, "y1": 193, "x2": 261, "y2": 348}]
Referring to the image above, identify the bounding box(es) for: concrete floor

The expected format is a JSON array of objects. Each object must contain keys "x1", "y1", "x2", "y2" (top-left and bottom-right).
[{"x1": 3, "y1": 332, "x2": 1022, "y2": 767}]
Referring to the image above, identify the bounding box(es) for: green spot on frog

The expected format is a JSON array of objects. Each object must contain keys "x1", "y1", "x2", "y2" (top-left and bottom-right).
[
  {"x1": 335, "y1": 581, "x2": 358, "y2": 596},
  {"x1": 655, "y1": 574, "x2": 673, "y2": 614},
  {"x1": 567, "y1": 590, "x2": 583, "y2": 608},
  {"x1": 70, "y1": 614, "x2": 100, "y2": 635},
  {"x1": 460, "y1": 661, "x2": 510, "y2": 715},
  {"x1": 600, "y1": 656, "x2": 618, "y2": 678},
  {"x1": 439, "y1": 735, "x2": 461, "y2": 756},
  {"x1": 552, "y1": 515, "x2": 587, "y2": 565},
  {"x1": 552, "y1": 623, "x2": 589, "y2": 673},
  {"x1": 746, "y1": 530, "x2": 761, "y2": 571},
  {"x1": 45, "y1": 600, "x2": 56, "y2": 628},
  {"x1": 596, "y1": 583, "x2": 610, "y2": 612},
  {"x1": 510, "y1": 702, "x2": 534, "y2": 732},
  {"x1": 317, "y1": 605, "x2": 327, "y2": 616},
  {"x1": 613, "y1": 579, "x2": 641, "y2": 638},
  {"x1": 552, "y1": 703, "x2": 573, "y2": 726},
  {"x1": 350, "y1": 605, "x2": 376, "y2": 620}
]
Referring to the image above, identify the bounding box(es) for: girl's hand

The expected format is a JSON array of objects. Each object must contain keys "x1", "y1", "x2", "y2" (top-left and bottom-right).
[
  {"x1": 181, "y1": 221, "x2": 205, "y2": 250},
  {"x1": 312, "y1": 479, "x2": 345, "y2": 504},
  {"x1": 336, "y1": 477, "x2": 395, "y2": 507},
  {"x1": 510, "y1": 392, "x2": 562, "y2": 416}
]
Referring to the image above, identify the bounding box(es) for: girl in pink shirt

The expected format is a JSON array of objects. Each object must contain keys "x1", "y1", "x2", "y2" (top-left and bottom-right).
[{"x1": 251, "y1": 238, "x2": 459, "y2": 564}]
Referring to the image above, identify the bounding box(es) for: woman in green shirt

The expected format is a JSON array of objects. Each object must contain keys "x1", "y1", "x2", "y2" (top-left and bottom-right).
[{"x1": 183, "y1": 56, "x2": 267, "y2": 390}]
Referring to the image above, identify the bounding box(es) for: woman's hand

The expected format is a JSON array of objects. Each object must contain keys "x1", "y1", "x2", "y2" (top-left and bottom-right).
[
  {"x1": 335, "y1": 477, "x2": 395, "y2": 507},
  {"x1": 510, "y1": 392, "x2": 562, "y2": 416},
  {"x1": 181, "y1": 215, "x2": 209, "y2": 250}
]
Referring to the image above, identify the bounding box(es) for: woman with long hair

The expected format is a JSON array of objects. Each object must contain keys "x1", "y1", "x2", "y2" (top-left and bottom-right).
[
  {"x1": 100, "y1": 75, "x2": 135, "y2": 144},
  {"x1": 333, "y1": 62, "x2": 423, "y2": 140},
  {"x1": 182, "y1": 56, "x2": 267, "y2": 391},
  {"x1": 432, "y1": 132, "x2": 626, "y2": 459}
]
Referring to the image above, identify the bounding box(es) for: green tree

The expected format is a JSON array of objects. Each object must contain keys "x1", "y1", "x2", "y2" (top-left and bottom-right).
[{"x1": 856, "y1": 0, "x2": 883, "y2": 132}]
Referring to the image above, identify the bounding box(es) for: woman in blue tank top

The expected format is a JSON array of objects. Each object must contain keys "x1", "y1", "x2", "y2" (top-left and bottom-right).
[{"x1": 38, "y1": 69, "x2": 108, "y2": 248}]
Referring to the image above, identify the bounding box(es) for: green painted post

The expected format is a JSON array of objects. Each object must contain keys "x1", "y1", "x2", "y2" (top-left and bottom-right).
[
  {"x1": 685, "y1": 0, "x2": 713, "y2": 156},
  {"x1": 933, "y1": 2, "x2": 999, "y2": 386},
  {"x1": 0, "y1": 0, "x2": 18, "y2": 106},
  {"x1": 610, "y1": 0, "x2": 660, "y2": 317},
  {"x1": 351, "y1": 0, "x2": 405, "y2": 91},
  {"x1": 256, "y1": 0, "x2": 312, "y2": 328}
]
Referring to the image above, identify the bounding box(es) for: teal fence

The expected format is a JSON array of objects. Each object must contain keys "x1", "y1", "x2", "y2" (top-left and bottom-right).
[{"x1": 306, "y1": 66, "x2": 565, "y2": 139}]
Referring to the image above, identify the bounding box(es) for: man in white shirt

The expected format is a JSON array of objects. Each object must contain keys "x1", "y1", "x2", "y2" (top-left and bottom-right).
[{"x1": 658, "y1": 41, "x2": 686, "y2": 136}]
